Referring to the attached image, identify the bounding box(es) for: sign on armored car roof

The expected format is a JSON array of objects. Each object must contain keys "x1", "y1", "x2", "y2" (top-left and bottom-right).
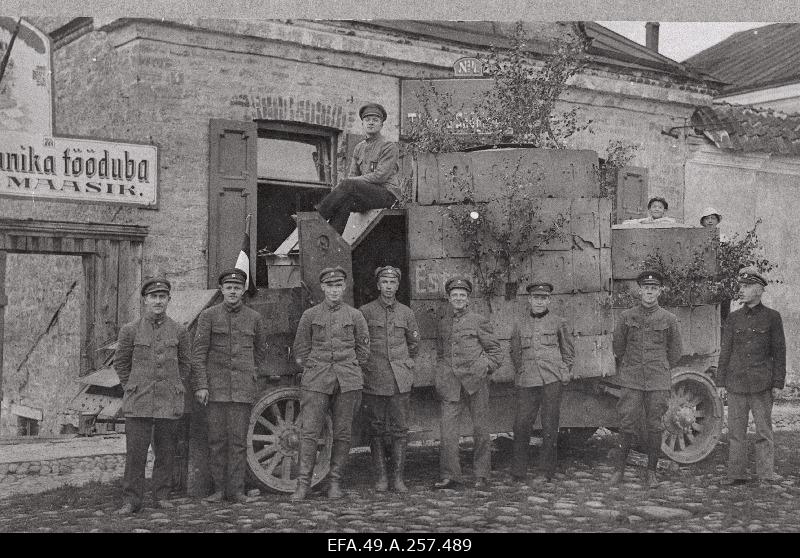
[{"x1": 0, "y1": 18, "x2": 158, "y2": 207}]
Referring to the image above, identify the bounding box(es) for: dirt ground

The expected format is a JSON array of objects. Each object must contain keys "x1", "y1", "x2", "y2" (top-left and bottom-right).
[{"x1": 2, "y1": 403, "x2": 800, "y2": 533}]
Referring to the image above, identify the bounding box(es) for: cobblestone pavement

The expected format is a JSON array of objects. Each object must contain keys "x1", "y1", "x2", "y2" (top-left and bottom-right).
[{"x1": 2, "y1": 425, "x2": 800, "y2": 533}]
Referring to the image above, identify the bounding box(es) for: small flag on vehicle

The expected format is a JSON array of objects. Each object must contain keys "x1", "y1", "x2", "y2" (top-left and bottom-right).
[{"x1": 235, "y1": 214, "x2": 258, "y2": 296}]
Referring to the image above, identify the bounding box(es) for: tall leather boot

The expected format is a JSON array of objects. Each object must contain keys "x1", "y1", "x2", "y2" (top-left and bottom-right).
[
  {"x1": 609, "y1": 433, "x2": 632, "y2": 485},
  {"x1": 327, "y1": 442, "x2": 349, "y2": 499},
  {"x1": 290, "y1": 439, "x2": 317, "y2": 502},
  {"x1": 391, "y1": 438, "x2": 409, "y2": 493},
  {"x1": 371, "y1": 437, "x2": 389, "y2": 492},
  {"x1": 645, "y1": 431, "x2": 662, "y2": 488}
]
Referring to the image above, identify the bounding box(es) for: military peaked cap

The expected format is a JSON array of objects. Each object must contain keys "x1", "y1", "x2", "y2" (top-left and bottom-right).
[
  {"x1": 141, "y1": 277, "x2": 171, "y2": 296},
  {"x1": 738, "y1": 266, "x2": 767, "y2": 286},
  {"x1": 526, "y1": 282, "x2": 554, "y2": 294},
  {"x1": 218, "y1": 268, "x2": 247, "y2": 285},
  {"x1": 319, "y1": 266, "x2": 348, "y2": 284},
  {"x1": 375, "y1": 265, "x2": 401, "y2": 281},
  {"x1": 445, "y1": 276, "x2": 473, "y2": 294},
  {"x1": 359, "y1": 102, "x2": 387, "y2": 121},
  {"x1": 637, "y1": 270, "x2": 663, "y2": 286}
]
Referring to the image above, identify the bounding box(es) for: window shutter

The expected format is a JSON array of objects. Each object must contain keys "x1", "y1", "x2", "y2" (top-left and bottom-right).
[
  {"x1": 615, "y1": 166, "x2": 648, "y2": 223},
  {"x1": 207, "y1": 119, "x2": 257, "y2": 288}
]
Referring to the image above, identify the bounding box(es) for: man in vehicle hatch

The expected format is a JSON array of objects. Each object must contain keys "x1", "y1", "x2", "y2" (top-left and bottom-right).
[
  {"x1": 192, "y1": 268, "x2": 268, "y2": 504},
  {"x1": 291, "y1": 266, "x2": 370, "y2": 501},
  {"x1": 434, "y1": 276, "x2": 503, "y2": 490},
  {"x1": 316, "y1": 102, "x2": 401, "y2": 235},
  {"x1": 115, "y1": 277, "x2": 192, "y2": 514},
  {"x1": 359, "y1": 266, "x2": 420, "y2": 493},
  {"x1": 509, "y1": 281, "x2": 575, "y2": 483},
  {"x1": 611, "y1": 270, "x2": 682, "y2": 488}
]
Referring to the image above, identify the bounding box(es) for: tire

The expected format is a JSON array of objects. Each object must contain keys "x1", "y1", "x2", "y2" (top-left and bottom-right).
[
  {"x1": 246, "y1": 387, "x2": 332, "y2": 493},
  {"x1": 661, "y1": 369, "x2": 723, "y2": 464}
]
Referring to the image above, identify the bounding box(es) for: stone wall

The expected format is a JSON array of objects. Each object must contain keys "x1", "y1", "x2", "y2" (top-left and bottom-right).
[
  {"x1": 685, "y1": 143, "x2": 800, "y2": 384},
  {"x1": 1, "y1": 254, "x2": 83, "y2": 436}
]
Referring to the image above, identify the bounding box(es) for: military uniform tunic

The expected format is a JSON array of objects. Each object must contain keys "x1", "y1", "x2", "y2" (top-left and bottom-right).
[
  {"x1": 435, "y1": 308, "x2": 503, "y2": 402},
  {"x1": 612, "y1": 303, "x2": 682, "y2": 436},
  {"x1": 293, "y1": 301, "x2": 370, "y2": 393},
  {"x1": 116, "y1": 315, "x2": 191, "y2": 418},
  {"x1": 612, "y1": 304, "x2": 682, "y2": 391},
  {"x1": 192, "y1": 302, "x2": 267, "y2": 403},
  {"x1": 359, "y1": 298, "x2": 419, "y2": 395},
  {"x1": 510, "y1": 311, "x2": 575, "y2": 387},
  {"x1": 348, "y1": 134, "x2": 402, "y2": 200}
]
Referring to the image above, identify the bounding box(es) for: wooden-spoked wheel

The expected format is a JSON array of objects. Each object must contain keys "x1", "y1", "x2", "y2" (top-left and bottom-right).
[
  {"x1": 661, "y1": 370, "x2": 723, "y2": 464},
  {"x1": 246, "y1": 387, "x2": 332, "y2": 493}
]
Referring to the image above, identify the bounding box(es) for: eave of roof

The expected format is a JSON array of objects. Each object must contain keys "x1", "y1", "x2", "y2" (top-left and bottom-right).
[{"x1": 692, "y1": 102, "x2": 800, "y2": 156}]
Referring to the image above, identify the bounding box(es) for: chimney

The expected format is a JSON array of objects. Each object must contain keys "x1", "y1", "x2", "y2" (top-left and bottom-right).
[{"x1": 645, "y1": 22, "x2": 660, "y2": 53}]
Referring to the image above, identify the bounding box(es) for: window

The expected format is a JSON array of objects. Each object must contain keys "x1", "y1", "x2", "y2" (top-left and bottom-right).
[{"x1": 256, "y1": 122, "x2": 338, "y2": 285}]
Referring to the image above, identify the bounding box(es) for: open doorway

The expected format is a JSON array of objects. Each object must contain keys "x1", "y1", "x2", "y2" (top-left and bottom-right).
[{"x1": 1, "y1": 254, "x2": 84, "y2": 437}]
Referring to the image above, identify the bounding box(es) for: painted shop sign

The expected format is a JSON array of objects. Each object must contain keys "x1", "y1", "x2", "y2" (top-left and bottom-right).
[
  {"x1": 0, "y1": 132, "x2": 157, "y2": 205},
  {"x1": 0, "y1": 18, "x2": 158, "y2": 207}
]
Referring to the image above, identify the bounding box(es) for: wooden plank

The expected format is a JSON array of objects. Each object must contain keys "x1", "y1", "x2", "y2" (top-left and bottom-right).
[
  {"x1": 532, "y1": 198, "x2": 572, "y2": 251},
  {"x1": 611, "y1": 226, "x2": 717, "y2": 280},
  {"x1": 599, "y1": 247, "x2": 613, "y2": 293},
  {"x1": 409, "y1": 258, "x2": 473, "y2": 300},
  {"x1": 599, "y1": 197, "x2": 613, "y2": 248},
  {"x1": 572, "y1": 246, "x2": 603, "y2": 294},
  {"x1": 408, "y1": 205, "x2": 444, "y2": 260},
  {"x1": 82, "y1": 253, "x2": 96, "y2": 371},
  {"x1": 572, "y1": 334, "x2": 615, "y2": 379},
  {"x1": 0, "y1": 251, "x2": 5, "y2": 403},
  {"x1": 116, "y1": 240, "x2": 143, "y2": 326},
  {"x1": 94, "y1": 239, "x2": 120, "y2": 351},
  {"x1": 409, "y1": 299, "x2": 447, "y2": 340},
  {"x1": 571, "y1": 198, "x2": 600, "y2": 248},
  {"x1": 527, "y1": 251, "x2": 573, "y2": 294}
]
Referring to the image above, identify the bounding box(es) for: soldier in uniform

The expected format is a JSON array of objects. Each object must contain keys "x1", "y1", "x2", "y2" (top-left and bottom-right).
[
  {"x1": 434, "y1": 276, "x2": 503, "y2": 490},
  {"x1": 718, "y1": 267, "x2": 786, "y2": 486},
  {"x1": 291, "y1": 266, "x2": 370, "y2": 501},
  {"x1": 316, "y1": 102, "x2": 400, "y2": 234},
  {"x1": 359, "y1": 266, "x2": 420, "y2": 493},
  {"x1": 115, "y1": 277, "x2": 191, "y2": 514},
  {"x1": 509, "y1": 282, "x2": 575, "y2": 482},
  {"x1": 192, "y1": 268, "x2": 267, "y2": 503},
  {"x1": 611, "y1": 271, "x2": 682, "y2": 488}
]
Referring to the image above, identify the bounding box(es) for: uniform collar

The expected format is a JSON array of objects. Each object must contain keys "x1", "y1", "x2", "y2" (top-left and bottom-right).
[
  {"x1": 364, "y1": 133, "x2": 383, "y2": 143},
  {"x1": 453, "y1": 307, "x2": 468, "y2": 318},
  {"x1": 224, "y1": 301, "x2": 243, "y2": 313},
  {"x1": 379, "y1": 296, "x2": 396, "y2": 310},
  {"x1": 744, "y1": 302, "x2": 764, "y2": 313},
  {"x1": 325, "y1": 300, "x2": 342, "y2": 312},
  {"x1": 530, "y1": 309, "x2": 549, "y2": 319},
  {"x1": 145, "y1": 312, "x2": 166, "y2": 325},
  {"x1": 639, "y1": 303, "x2": 660, "y2": 314}
]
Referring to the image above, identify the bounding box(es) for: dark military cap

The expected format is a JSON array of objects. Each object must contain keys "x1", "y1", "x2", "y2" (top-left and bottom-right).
[
  {"x1": 445, "y1": 276, "x2": 473, "y2": 294},
  {"x1": 375, "y1": 265, "x2": 401, "y2": 281},
  {"x1": 141, "y1": 277, "x2": 171, "y2": 296},
  {"x1": 636, "y1": 270, "x2": 663, "y2": 286},
  {"x1": 359, "y1": 102, "x2": 387, "y2": 121},
  {"x1": 526, "y1": 282, "x2": 554, "y2": 295},
  {"x1": 738, "y1": 266, "x2": 767, "y2": 286},
  {"x1": 648, "y1": 197, "x2": 669, "y2": 210},
  {"x1": 218, "y1": 268, "x2": 247, "y2": 286},
  {"x1": 319, "y1": 266, "x2": 347, "y2": 284}
]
